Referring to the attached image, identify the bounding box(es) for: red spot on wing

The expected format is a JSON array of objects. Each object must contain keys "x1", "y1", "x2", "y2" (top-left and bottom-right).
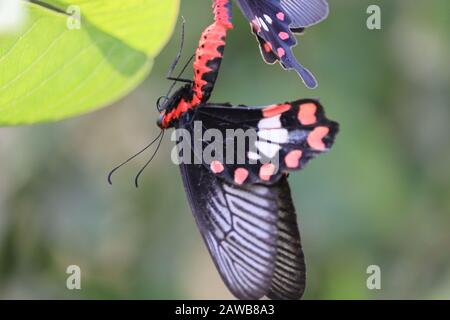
[
  {"x1": 234, "y1": 168, "x2": 249, "y2": 185},
  {"x1": 276, "y1": 12, "x2": 285, "y2": 21},
  {"x1": 263, "y1": 42, "x2": 272, "y2": 53},
  {"x1": 259, "y1": 163, "x2": 276, "y2": 181},
  {"x1": 307, "y1": 126, "x2": 329, "y2": 151},
  {"x1": 262, "y1": 103, "x2": 291, "y2": 118},
  {"x1": 252, "y1": 19, "x2": 261, "y2": 33},
  {"x1": 298, "y1": 103, "x2": 317, "y2": 125},
  {"x1": 285, "y1": 150, "x2": 303, "y2": 168},
  {"x1": 210, "y1": 160, "x2": 225, "y2": 174},
  {"x1": 279, "y1": 32, "x2": 289, "y2": 40},
  {"x1": 277, "y1": 47, "x2": 286, "y2": 58}
]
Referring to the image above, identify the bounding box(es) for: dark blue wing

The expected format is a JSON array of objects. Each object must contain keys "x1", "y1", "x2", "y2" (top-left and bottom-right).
[
  {"x1": 235, "y1": 0, "x2": 318, "y2": 88},
  {"x1": 280, "y1": 0, "x2": 329, "y2": 28}
]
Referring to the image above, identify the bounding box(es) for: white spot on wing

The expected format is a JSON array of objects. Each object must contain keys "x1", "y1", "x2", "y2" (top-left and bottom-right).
[
  {"x1": 263, "y1": 14, "x2": 273, "y2": 24},
  {"x1": 247, "y1": 151, "x2": 261, "y2": 161},
  {"x1": 258, "y1": 115, "x2": 281, "y2": 129},
  {"x1": 258, "y1": 129, "x2": 288, "y2": 143},
  {"x1": 258, "y1": 17, "x2": 269, "y2": 31},
  {"x1": 255, "y1": 141, "x2": 281, "y2": 158}
]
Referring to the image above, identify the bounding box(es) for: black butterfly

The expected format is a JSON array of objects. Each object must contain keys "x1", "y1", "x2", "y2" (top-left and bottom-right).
[
  {"x1": 110, "y1": 0, "x2": 337, "y2": 299},
  {"x1": 234, "y1": 0, "x2": 329, "y2": 88},
  {"x1": 154, "y1": 0, "x2": 339, "y2": 299}
]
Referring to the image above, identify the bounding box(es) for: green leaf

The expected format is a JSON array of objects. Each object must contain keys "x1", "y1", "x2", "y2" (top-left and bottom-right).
[{"x1": 0, "y1": 0, "x2": 179, "y2": 126}]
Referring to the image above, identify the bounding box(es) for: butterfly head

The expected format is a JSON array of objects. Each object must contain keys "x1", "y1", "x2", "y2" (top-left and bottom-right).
[{"x1": 156, "y1": 84, "x2": 193, "y2": 129}]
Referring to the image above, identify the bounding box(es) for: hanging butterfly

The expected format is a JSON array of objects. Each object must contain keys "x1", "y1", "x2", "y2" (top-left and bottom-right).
[
  {"x1": 156, "y1": 0, "x2": 338, "y2": 299},
  {"x1": 233, "y1": 0, "x2": 329, "y2": 88}
]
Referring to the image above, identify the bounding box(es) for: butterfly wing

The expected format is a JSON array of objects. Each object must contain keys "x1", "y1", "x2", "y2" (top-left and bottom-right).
[
  {"x1": 234, "y1": 0, "x2": 319, "y2": 88},
  {"x1": 266, "y1": 177, "x2": 306, "y2": 299},
  {"x1": 172, "y1": 98, "x2": 338, "y2": 299},
  {"x1": 280, "y1": 0, "x2": 329, "y2": 28},
  {"x1": 178, "y1": 160, "x2": 306, "y2": 300},
  {"x1": 189, "y1": 99, "x2": 338, "y2": 186}
]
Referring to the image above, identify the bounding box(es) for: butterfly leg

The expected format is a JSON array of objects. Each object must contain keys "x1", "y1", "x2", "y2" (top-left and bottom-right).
[{"x1": 167, "y1": 77, "x2": 193, "y2": 84}]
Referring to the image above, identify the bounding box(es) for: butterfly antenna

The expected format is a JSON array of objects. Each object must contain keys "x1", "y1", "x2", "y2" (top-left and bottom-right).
[
  {"x1": 108, "y1": 130, "x2": 164, "y2": 185},
  {"x1": 134, "y1": 130, "x2": 165, "y2": 188}
]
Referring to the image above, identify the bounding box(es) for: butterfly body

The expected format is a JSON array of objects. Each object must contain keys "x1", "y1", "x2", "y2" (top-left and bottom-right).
[{"x1": 159, "y1": 0, "x2": 233, "y2": 128}]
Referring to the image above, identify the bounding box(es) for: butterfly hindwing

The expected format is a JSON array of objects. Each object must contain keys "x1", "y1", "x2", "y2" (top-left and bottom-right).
[
  {"x1": 235, "y1": 0, "x2": 318, "y2": 88},
  {"x1": 186, "y1": 99, "x2": 338, "y2": 186},
  {"x1": 280, "y1": 0, "x2": 329, "y2": 28},
  {"x1": 267, "y1": 177, "x2": 306, "y2": 299},
  {"x1": 178, "y1": 159, "x2": 306, "y2": 300},
  {"x1": 252, "y1": 25, "x2": 279, "y2": 65}
]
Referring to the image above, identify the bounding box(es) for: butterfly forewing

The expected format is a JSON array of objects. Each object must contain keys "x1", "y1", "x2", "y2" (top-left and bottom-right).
[{"x1": 187, "y1": 99, "x2": 338, "y2": 186}]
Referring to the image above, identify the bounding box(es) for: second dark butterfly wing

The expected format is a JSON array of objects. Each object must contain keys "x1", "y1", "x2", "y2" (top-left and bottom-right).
[
  {"x1": 178, "y1": 160, "x2": 306, "y2": 300},
  {"x1": 280, "y1": 0, "x2": 329, "y2": 28},
  {"x1": 234, "y1": 0, "x2": 318, "y2": 88}
]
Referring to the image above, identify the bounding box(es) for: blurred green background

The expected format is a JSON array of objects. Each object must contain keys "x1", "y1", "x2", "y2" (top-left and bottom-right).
[{"x1": 0, "y1": 0, "x2": 449, "y2": 299}]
